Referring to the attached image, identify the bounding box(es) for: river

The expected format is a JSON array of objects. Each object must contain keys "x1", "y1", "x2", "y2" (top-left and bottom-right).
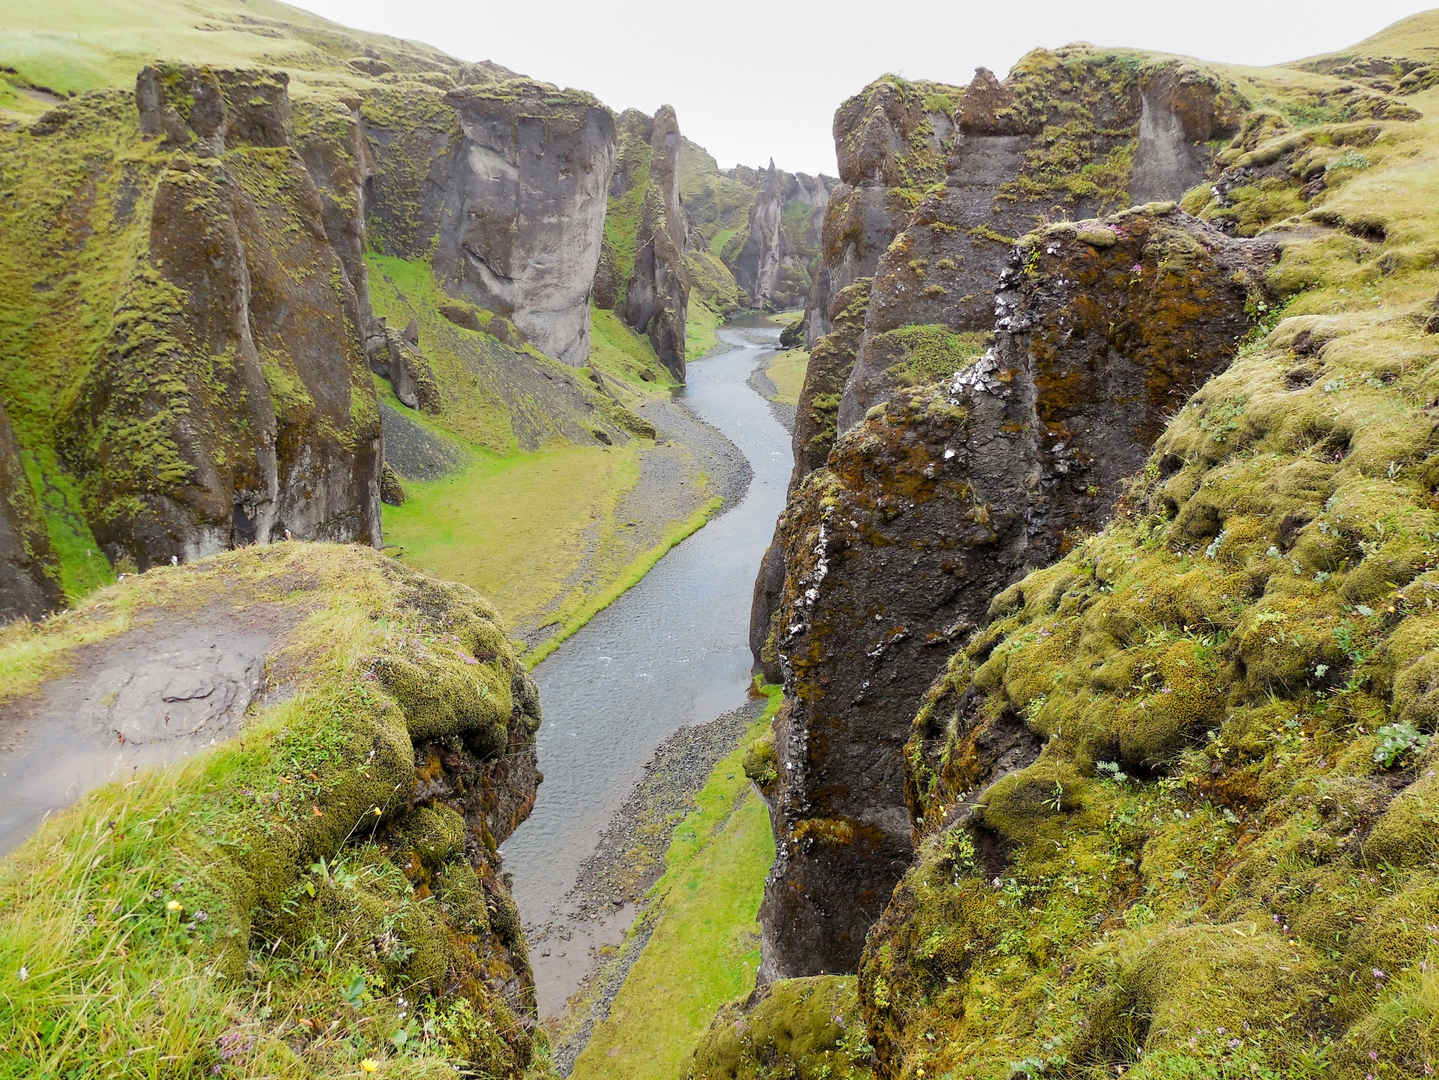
[{"x1": 499, "y1": 320, "x2": 791, "y2": 1015}]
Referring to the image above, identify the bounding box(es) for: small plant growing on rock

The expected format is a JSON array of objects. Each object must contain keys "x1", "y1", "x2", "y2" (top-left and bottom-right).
[{"x1": 1373, "y1": 721, "x2": 1431, "y2": 768}]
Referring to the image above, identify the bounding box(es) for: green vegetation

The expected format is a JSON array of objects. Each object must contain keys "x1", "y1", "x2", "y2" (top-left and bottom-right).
[
  {"x1": 382, "y1": 439, "x2": 643, "y2": 636},
  {"x1": 590, "y1": 306, "x2": 681, "y2": 389},
  {"x1": 692, "y1": 976, "x2": 875, "y2": 1080},
  {"x1": 570, "y1": 686, "x2": 783, "y2": 1080},
  {"x1": 685, "y1": 301, "x2": 724, "y2": 360},
  {"x1": 0, "y1": 543, "x2": 540, "y2": 1079},
  {"x1": 765, "y1": 348, "x2": 810, "y2": 407},
  {"x1": 881, "y1": 324, "x2": 989, "y2": 386},
  {"x1": 0, "y1": 0, "x2": 454, "y2": 106}
]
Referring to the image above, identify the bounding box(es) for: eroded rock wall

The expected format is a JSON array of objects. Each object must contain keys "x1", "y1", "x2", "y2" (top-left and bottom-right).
[
  {"x1": 74, "y1": 65, "x2": 383, "y2": 569},
  {"x1": 622, "y1": 104, "x2": 690, "y2": 379},
  {"x1": 430, "y1": 78, "x2": 615, "y2": 366},
  {"x1": 758, "y1": 207, "x2": 1273, "y2": 979},
  {"x1": 732, "y1": 162, "x2": 837, "y2": 311}
]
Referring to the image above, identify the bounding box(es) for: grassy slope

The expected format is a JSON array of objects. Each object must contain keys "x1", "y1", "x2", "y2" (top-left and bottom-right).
[
  {"x1": 0, "y1": 0, "x2": 451, "y2": 110},
  {"x1": 0, "y1": 544, "x2": 539, "y2": 1079},
  {"x1": 570, "y1": 686, "x2": 782, "y2": 1080}
]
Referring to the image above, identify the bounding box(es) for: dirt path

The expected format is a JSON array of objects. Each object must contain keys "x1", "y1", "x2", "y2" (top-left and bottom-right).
[{"x1": 0, "y1": 602, "x2": 303, "y2": 855}]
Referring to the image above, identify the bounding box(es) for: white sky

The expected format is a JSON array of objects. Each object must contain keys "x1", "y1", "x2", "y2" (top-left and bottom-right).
[{"x1": 288, "y1": 0, "x2": 1433, "y2": 175}]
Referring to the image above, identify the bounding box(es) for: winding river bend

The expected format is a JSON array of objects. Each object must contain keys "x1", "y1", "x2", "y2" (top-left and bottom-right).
[{"x1": 500, "y1": 321, "x2": 791, "y2": 1013}]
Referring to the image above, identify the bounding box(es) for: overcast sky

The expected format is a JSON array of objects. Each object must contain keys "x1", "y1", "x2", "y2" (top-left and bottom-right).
[{"x1": 290, "y1": 0, "x2": 1431, "y2": 175}]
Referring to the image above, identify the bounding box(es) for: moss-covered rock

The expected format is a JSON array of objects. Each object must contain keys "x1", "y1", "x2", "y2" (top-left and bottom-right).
[
  {"x1": 690, "y1": 976, "x2": 876, "y2": 1080},
  {"x1": 759, "y1": 206, "x2": 1270, "y2": 980},
  {"x1": 0, "y1": 542, "x2": 543, "y2": 1078}
]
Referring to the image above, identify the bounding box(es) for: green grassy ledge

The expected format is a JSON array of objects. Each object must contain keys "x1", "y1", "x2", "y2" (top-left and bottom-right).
[{"x1": 522, "y1": 494, "x2": 724, "y2": 669}]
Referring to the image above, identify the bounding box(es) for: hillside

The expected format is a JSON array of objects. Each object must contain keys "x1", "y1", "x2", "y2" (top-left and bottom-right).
[{"x1": 0, "y1": 0, "x2": 832, "y2": 650}]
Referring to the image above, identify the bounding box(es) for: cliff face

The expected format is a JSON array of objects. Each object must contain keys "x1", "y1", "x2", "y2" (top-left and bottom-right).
[
  {"x1": 0, "y1": 65, "x2": 384, "y2": 574},
  {"x1": 759, "y1": 206, "x2": 1274, "y2": 978},
  {"x1": 749, "y1": 58, "x2": 1266, "y2": 957},
  {"x1": 0, "y1": 43, "x2": 637, "y2": 601},
  {"x1": 621, "y1": 105, "x2": 691, "y2": 379},
  {"x1": 430, "y1": 78, "x2": 615, "y2": 367}
]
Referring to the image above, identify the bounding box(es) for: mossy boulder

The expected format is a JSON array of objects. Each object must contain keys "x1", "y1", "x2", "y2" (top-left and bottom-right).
[{"x1": 690, "y1": 976, "x2": 876, "y2": 1080}]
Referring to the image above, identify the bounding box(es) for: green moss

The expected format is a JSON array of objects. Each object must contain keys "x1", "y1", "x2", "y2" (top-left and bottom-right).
[
  {"x1": 0, "y1": 543, "x2": 538, "y2": 1079},
  {"x1": 876, "y1": 324, "x2": 990, "y2": 387},
  {"x1": 691, "y1": 976, "x2": 875, "y2": 1080}
]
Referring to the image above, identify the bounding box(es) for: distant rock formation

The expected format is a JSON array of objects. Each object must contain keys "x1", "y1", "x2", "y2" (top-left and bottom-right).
[
  {"x1": 622, "y1": 105, "x2": 690, "y2": 379},
  {"x1": 732, "y1": 161, "x2": 837, "y2": 311}
]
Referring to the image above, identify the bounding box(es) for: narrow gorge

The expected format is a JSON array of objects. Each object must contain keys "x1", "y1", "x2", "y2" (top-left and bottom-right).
[{"x1": 3, "y1": 4, "x2": 1439, "y2": 1080}]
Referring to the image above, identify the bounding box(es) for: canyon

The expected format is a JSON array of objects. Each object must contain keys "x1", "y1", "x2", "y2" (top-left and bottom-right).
[{"x1": 3, "y1": 4, "x2": 1439, "y2": 1080}]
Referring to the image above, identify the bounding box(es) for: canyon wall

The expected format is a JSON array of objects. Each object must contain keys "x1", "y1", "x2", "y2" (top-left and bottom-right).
[
  {"x1": 0, "y1": 53, "x2": 625, "y2": 598},
  {"x1": 727, "y1": 20, "x2": 1439, "y2": 1080}
]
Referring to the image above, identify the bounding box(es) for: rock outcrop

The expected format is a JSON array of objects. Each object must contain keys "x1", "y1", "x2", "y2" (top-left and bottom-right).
[
  {"x1": 759, "y1": 206, "x2": 1274, "y2": 979},
  {"x1": 1, "y1": 53, "x2": 637, "y2": 601},
  {"x1": 0, "y1": 543, "x2": 544, "y2": 1076},
  {"x1": 73, "y1": 65, "x2": 384, "y2": 568},
  {"x1": 621, "y1": 105, "x2": 690, "y2": 379},
  {"x1": 430, "y1": 78, "x2": 615, "y2": 367}
]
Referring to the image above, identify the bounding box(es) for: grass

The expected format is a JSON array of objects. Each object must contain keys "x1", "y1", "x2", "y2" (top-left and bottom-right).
[
  {"x1": 382, "y1": 440, "x2": 643, "y2": 636},
  {"x1": 0, "y1": 0, "x2": 451, "y2": 107},
  {"x1": 569, "y1": 685, "x2": 782, "y2": 1080},
  {"x1": 523, "y1": 494, "x2": 723, "y2": 668},
  {"x1": 589, "y1": 305, "x2": 679, "y2": 390},
  {"x1": 685, "y1": 301, "x2": 724, "y2": 361},
  {"x1": 764, "y1": 348, "x2": 809, "y2": 407}
]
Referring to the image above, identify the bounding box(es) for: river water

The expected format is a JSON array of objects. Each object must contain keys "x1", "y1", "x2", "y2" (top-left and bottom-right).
[{"x1": 499, "y1": 321, "x2": 791, "y2": 1012}]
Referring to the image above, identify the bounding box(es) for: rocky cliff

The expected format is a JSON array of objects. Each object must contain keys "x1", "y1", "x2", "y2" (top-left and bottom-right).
[
  {"x1": 428, "y1": 78, "x2": 615, "y2": 367},
  {"x1": 0, "y1": 65, "x2": 385, "y2": 576},
  {"x1": 728, "y1": 15, "x2": 1439, "y2": 1079},
  {"x1": 621, "y1": 105, "x2": 691, "y2": 379},
  {"x1": 0, "y1": 401, "x2": 63, "y2": 622},
  {"x1": 760, "y1": 206, "x2": 1274, "y2": 978},
  {"x1": 0, "y1": 542, "x2": 544, "y2": 1077}
]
